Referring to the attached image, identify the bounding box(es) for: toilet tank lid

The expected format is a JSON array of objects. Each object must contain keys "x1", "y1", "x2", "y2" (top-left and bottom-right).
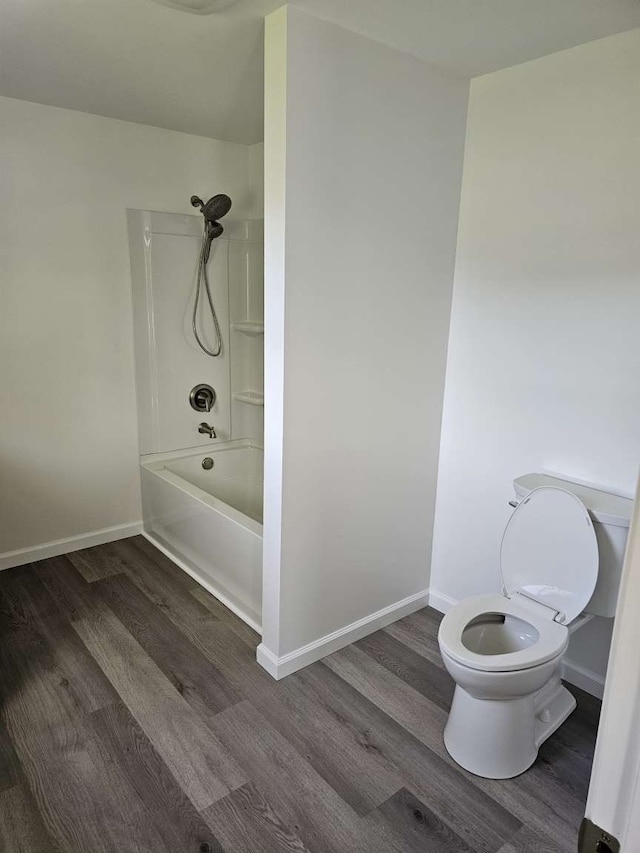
[{"x1": 513, "y1": 474, "x2": 632, "y2": 528}]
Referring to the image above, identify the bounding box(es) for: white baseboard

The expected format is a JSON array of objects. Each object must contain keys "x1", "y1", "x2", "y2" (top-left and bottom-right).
[
  {"x1": 562, "y1": 658, "x2": 605, "y2": 700},
  {"x1": 428, "y1": 588, "x2": 457, "y2": 614},
  {"x1": 0, "y1": 522, "x2": 143, "y2": 572},
  {"x1": 428, "y1": 587, "x2": 605, "y2": 700},
  {"x1": 256, "y1": 644, "x2": 280, "y2": 678},
  {"x1": 142, "y1": 530, "x2": 262, "y2": 635},
  {"x1": 256, "y1": 589, "x2": 430, "y2": 680}
]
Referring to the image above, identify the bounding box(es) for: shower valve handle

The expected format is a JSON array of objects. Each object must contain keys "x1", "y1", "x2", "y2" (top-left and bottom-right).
[
  {"x1": 190, "y1": 384, "x2": 216, "y2": 413},
  {"x1": 195, "y1": 389, "x2": 213, "y2": 411}
]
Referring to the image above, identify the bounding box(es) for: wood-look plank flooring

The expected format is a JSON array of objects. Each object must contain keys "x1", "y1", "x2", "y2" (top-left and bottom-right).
[{"x1": 0, "y1": 536, "x2": 600, "y2": 852}]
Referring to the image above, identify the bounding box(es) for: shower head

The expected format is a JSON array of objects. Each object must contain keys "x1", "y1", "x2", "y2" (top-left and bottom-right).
[
  {"x1": 190, "y1": 193, "x2": 232, "y2": 223},
  {"x1": 204, "y1": 194, "x2": 232, "y2": 222}
]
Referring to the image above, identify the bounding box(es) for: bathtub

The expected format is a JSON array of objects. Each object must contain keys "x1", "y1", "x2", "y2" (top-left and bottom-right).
[{"x1": 140, "y1": 439, "x2": 263, "y2": 631}]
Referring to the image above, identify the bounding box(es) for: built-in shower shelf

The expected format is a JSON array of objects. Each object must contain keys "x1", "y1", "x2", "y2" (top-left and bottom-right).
[
  {"x1": 232, "y1": 322, "x2": 264, "y2": 336},
  {"x1": 233, "y1": 390, "x2": 264, "y2": 407}
]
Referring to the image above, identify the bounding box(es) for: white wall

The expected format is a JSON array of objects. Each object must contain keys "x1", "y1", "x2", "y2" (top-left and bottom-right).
[
  {"x1": 431, "y1": 29, "x2": 640, "y2": 693},
  {"x1": 261, "y1": 6, "x2": 468, "y2": 671},
  {"x1": 0, "y1": 96, "x2": 260, "y2": 561}
]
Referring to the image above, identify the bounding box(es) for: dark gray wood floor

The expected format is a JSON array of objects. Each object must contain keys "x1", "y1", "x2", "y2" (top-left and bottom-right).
[{"x1": 0, "y1": 536, "x2": 599, "y2": 853}]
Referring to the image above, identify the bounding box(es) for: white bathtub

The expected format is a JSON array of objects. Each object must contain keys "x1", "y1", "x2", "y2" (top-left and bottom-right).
[{"x1": 140, "y1": 440, "x2": 263, "y2": 631}]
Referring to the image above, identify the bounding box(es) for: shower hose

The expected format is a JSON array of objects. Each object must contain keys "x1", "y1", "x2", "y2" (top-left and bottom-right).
[{"x1": 192, "y1": 225, "x2": 222, "y2": 357}]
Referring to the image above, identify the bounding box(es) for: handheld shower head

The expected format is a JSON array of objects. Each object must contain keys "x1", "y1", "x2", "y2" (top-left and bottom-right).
[
  {"x1": 191, "y1": 192, "x2": 232, "y2": 358},
  {"x1": 191, "y1": 192, "x2": 232, "y2": 266},
  {"x1": 206, "y1": 221, "x2": 224, "y2": 241}
]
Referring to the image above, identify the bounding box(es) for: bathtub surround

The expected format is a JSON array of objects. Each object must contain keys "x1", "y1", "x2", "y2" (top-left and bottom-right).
[
  {"x1": 260, "y1": 7, "x2": 469, "y2": 677},
  {"x1": 431, "y1": 29, "x2": 640, "y2": 697},
  {"x1": 0, "y1": 95, "x2": 263, "y2": 568},
  {"x1": 128, "y1": 207, "x2": 264, "y2": 628}
]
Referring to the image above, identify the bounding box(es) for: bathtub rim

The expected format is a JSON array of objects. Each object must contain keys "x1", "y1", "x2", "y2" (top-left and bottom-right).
[{"x1": 140, "y1": 438, "x2": 263, "y2": 535}]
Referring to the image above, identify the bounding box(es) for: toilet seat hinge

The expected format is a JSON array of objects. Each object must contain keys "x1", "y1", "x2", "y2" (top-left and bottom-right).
[{"x1": 508, "y1": 589, "x2": 563, "y2": 622}]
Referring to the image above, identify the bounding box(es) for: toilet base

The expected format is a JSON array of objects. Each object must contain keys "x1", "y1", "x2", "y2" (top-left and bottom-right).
[{"x1": 443, "y1": 676, "x2": 576, "y2": 779}]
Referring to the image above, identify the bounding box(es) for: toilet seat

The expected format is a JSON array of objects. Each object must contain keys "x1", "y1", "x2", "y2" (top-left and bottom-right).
[
  {"x1": 439, "y1": 486, "x2": 599, "y2": 674},
  {"x1": 499, "y1": 486, "x2": 599, "y2": 624},
  {"x1": 438, "y1": 593, "x2": 569, "y2": 672}
]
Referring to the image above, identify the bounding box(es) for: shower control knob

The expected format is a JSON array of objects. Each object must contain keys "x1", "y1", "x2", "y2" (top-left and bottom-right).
[
  {"x1": 195, "y1": 389, "x2": 213, "y2": 411},
  {"x1": 190, "y1": 384, "x2": 216, "y2": 412}
]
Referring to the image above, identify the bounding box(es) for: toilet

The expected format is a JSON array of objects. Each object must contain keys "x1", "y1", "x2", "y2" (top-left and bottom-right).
[{"x1": 438, "y1": 473, "x2": 632, "y2": 779}]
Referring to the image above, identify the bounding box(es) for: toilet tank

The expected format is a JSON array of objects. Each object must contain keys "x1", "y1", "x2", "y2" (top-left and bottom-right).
[{"x1": 513, "y1": 473, "x2": 633, "y2": 618}]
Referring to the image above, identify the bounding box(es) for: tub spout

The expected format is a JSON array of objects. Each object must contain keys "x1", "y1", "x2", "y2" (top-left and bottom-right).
[{"x1": 198, "y1": 422, "x2": 216, "y2": 439}]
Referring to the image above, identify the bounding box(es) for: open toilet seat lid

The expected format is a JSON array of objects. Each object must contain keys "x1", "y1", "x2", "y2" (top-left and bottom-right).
[{"x1": 500, "y1": 486, "x2": 599, "y2": 624}]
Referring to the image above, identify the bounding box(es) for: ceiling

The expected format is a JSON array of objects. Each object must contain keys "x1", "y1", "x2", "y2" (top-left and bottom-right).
[{"x1": 1, "y1": 0, "x2": 639, "y2": 144}]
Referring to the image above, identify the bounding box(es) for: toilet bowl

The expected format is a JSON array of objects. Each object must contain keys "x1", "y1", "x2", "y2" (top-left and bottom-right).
[{"x1": 437, "y1": 484, "x2": 600, "y2": 779}]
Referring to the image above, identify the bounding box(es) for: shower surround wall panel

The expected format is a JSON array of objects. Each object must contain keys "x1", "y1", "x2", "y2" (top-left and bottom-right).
[
  {"x1": 128, "y1": 211, "x2": 263, "y2": 452},
  {"x1": 129, "y1": 210, "x2": 229, "y2": 452}
]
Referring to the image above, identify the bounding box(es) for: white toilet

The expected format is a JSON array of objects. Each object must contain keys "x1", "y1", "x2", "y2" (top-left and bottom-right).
[{"x1": 438, "y1": 473, "x2": 632, "y2": 779}]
